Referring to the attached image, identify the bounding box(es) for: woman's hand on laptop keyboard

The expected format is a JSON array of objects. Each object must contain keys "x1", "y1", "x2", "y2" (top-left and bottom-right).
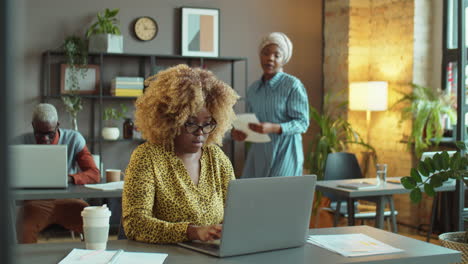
[{"x1": 187, "y1": 224, "x2": 222, "y2": 242}]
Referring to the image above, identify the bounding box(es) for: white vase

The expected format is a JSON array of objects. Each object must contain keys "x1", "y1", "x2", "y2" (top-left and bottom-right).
[
  {"x1": 102, "y1": 127, "x2": 120, "y2": 140},
  {"x1": 89, "y1": 34, "x2": 123, "y2": 53}
]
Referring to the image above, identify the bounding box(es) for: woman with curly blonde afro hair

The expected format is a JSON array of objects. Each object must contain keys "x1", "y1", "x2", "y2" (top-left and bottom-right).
[{"x1": 123, "y1": 64, "x2": 239, "y2": 244}]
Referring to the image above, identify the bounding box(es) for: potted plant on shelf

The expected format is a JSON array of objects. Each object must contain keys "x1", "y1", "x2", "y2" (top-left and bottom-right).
[
  {"x1": 61, "y1": 35, "x2": 88, "y2": 130},
  {"x1": 86, "y1": 8, "x2": 123, "y2": 53},
  {"x1": 401, "y1": 141, "x2": 468, "y2": 261},
  {"x1": 102, "y1": 104, "x2": 128, "y2": 140},
  {"x1": 393, "y1": 83, "x2": 456, "y2": 158}
]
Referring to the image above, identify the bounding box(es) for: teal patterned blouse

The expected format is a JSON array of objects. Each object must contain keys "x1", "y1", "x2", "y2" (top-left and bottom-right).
[{"x1": 242, "y1": 72, "x2": 309, "y2": 178}]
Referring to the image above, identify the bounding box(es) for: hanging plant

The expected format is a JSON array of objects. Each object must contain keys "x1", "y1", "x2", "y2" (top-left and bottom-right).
[{"x1": 60, "y1": 35, "x2": 88, "y2": 130}]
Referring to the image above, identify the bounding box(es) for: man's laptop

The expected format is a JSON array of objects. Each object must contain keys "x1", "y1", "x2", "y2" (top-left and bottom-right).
[
  {"x1": 178, "y1": 175, "x2": 316, "y2": 257},
  {"x1": 10, "y1": 144, "x2": 68, "y2": 189}
]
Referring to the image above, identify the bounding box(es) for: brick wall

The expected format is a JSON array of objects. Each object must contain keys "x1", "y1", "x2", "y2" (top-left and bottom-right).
[{"x1": 324, "y1": 0, "x2": 435, "y2": 228}]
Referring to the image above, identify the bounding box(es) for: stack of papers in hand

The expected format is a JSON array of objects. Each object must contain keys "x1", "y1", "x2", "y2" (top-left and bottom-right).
[
  {"x1": 84, "y1": 181, "x2": 124, "y2": 191},
  {"x1": 232, "y1": 113, "x2": 271, "y2": 143},
  {"x1": 307, "y1": 233, "x2": 403, "y2": 257},
  {"x1": 59, "y1": 249, "x2": 168, "y2": 264}
]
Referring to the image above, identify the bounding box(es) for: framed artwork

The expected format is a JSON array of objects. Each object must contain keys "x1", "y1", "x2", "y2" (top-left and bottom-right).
[
  {"x1": 60, "y1": 64, "x2": 100, "y2": 94},
  {"x1": 181, "y1": 7, "x2": 219, "y2": 57}
]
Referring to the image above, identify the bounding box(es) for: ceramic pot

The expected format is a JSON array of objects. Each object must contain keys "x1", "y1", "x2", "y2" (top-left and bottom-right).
[
  {"x1": 102, "y1": 127, "x2": 120, "y2": 140},
  {"x1": 89, "y1": 34, "x2": 123, "y2": 53}
]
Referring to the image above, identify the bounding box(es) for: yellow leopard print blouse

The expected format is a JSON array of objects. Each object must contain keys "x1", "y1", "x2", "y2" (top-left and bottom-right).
[{"x1": 122, "y1": 142, "x2": 235, "y2": 244}]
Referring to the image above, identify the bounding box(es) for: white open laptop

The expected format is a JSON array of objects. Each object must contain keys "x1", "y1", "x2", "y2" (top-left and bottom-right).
[
  {"x1": 10, "y1": 144, "x2": 68, "y2": 189},
  {"x1": 178, "y1": 175, "x2": 317, "y2": 257}
]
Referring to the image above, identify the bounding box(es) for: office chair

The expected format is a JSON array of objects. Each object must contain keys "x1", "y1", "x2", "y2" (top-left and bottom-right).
[{"x1": 317, "y1": 152, "x2": 398, "y2": 232}]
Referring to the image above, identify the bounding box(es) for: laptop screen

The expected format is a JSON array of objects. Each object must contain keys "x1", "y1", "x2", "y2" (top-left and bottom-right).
[{"x1": 10, "y1": 144, "x2": 68, "y2": 189}]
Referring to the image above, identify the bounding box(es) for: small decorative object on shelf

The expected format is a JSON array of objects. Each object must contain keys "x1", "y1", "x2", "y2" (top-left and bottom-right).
[
  {"x1": 86, "y1": 8, "x2": 123, "y2": 53},
  {"x1": 134, "y1": 16, "x2": 158, "y2": 41},
  {"x1": 102, "y1": 104, "x2": 128, "y2": 140},
  {"x1": 123, "y1": 118, "x2": 134, "y2": 139},
  {"x1": 180, "y1": 7, "x2": 219, "y2": 57},
  {"x1": 111, "y1": 76, "x2": 144, "y2": 96}
]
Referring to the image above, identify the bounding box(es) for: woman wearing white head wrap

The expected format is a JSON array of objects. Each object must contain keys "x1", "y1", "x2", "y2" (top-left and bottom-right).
[
  {"x1": 232, "y1": 32, "x2": 310, "y2": 178},
  {"x1": 258, "y1": 32, "x2": 293, "y2": 66}
]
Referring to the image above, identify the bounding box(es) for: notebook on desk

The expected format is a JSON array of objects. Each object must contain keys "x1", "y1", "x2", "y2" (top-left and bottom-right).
[
  {"x1": 337, "y1": 181, "x2": 379, "y2": 190},
  {"x1": 178, "y1": 175, "x2": 317, "y2": 257},
  {"x1": 9, "y1": 144, "x2": 68, "y2": 189}
]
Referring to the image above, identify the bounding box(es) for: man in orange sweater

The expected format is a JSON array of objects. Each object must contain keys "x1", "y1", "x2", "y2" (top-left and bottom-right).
[{"x1": 16, "y1": 103, "x2": 100, "y2": 243}]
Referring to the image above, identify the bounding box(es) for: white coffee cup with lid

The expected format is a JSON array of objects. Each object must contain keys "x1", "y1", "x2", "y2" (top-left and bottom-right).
[{"x1": 81, "y1": 204, "x2": 112, "y2": 250}]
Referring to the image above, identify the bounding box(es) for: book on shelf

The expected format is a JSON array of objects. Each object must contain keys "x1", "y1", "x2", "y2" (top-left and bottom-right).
[
  {"x1": 113, "y1": 76, "x2": 144, "y2": 83},
  {"x1": 112, "y1": 89, "x2": 144, "y2": 97},
  {"x1": 111, "y1": 76, "x2": 144, "y2": 96}
]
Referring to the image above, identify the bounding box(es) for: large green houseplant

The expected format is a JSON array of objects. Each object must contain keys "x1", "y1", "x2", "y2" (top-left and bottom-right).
[
  {"x1": 307, "y1": 93, "x2": 376, "y2": 212},
  {"x1": 402, "y1": 141, "x2": 468, "y2": 261},
  {"x1": 307, "y1": 92, "x2": 376, "y2": 180},
  {"x1": 394, "y1": 83, "x2": 456, "y2": 158}
]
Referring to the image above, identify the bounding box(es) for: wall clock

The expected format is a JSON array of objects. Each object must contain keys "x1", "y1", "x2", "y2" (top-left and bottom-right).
[{"x1": 134, "y1": 16, "x2": 158, "y2": 41}]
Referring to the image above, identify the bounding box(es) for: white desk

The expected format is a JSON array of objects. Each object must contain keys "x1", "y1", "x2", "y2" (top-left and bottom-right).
[
  {"x1": 14, "y1": 226, "x2": 461, "y2": 264},
  {"x1": 12, "y1": 184, "x2": 123, "y2": 200},
  {"x1": 316, "y1": 177, "x2": 456, "y2": 229}
]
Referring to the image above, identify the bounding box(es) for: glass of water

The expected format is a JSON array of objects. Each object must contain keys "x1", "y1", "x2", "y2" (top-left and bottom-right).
[{"x1": 376, "y1": 163, "x2": 388, "y2": 187}]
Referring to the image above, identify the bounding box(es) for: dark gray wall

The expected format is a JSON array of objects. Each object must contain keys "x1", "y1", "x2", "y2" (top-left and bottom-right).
[{"x1": 14, "y1": 0, "x2": 323, "y2": 176}]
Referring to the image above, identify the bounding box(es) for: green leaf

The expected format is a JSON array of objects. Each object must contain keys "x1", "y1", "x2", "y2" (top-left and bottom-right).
[
  {"x1": 417, "y1": 162, "x2": 429, "y2": 176},
  {"x1": 455, "y1": 141, "x2": 467, "y2": 151},
  {"x1": 424, "y1": 183, "x2": 436, "y2": 197},
  {"x1": 423, "y1": 158, "x2": 434, "y2": 173},
  {"x1": 108, "y1": 8, "x2": 119, "y2": 17},
  {"x1": 451, "y1": 155, "x2": 461, "y2": 171},
  {"x1": 401, "y1": 176, "x2": 417, "y2": 189},
  {"x1": 432, "y1": 153, "x2": 442, "y2": 170},
  {"x1": 441, "y1": 151, "x2": 450, "y2": 170},
  {"x1": 410, "y1": 189, "x2": 422, "y2": 203},
  {"x1": 410, "y1": 168, "x2": 422, "y2": 183},
  {"x1": 429, "y1": 174, "x2": 443, "y2": 187}
]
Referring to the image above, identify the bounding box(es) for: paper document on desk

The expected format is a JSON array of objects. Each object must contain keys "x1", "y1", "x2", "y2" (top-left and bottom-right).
[
  {"x1": 337, "y1": 181, "x2": 379, "y2": 190},
  {"x1": 307, "y1": 233, "x2": 403, "y2": 257},
  {"x1": 84, "y1": 181, "x2": 124, "y2": 191},
  {"x1": 232, "y1": 113, "x2": 271, "y2": 143},
  {"x1": 59, "y1": 249, "x2": 168, "y2": 264}
]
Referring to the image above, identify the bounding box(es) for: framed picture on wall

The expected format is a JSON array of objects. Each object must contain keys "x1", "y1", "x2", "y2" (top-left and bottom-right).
[
  {"x1": 60, "y1": 64, "x2": 100, "y2": 94},
  {"x1": 181, "y1": 7, "x2": 219, "y2": 57}
]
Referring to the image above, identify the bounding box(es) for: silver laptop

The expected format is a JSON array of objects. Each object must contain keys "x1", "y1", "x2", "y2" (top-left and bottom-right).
[
  {"x1": 10, "y1": 144, "x2": 68, "y2": 189},
  {"x1": 178, "y1": 175, "x2": 316, "y2": 257}
]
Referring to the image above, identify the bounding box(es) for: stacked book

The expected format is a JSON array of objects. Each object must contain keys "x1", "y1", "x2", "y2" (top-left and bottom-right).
[{"x1": 111, "y1": 77, "x2": 144, "y2": 97}]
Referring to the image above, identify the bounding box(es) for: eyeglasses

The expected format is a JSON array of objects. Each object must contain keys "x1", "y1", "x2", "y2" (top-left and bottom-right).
[
  {"x1": 184, "y1": 121, "x2": 217, "y2": 134},
  {"x1": 34, "y1": 126, "x2": 58, "y2": 139}
]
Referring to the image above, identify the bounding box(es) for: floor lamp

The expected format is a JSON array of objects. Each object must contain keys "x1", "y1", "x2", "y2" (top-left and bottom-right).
[
  {"x1": 349, "y1": 81, "x2": 388, "y2": 176},
  {"x1": 349, "y1": 81, "x2": 388, "y2": 139}
]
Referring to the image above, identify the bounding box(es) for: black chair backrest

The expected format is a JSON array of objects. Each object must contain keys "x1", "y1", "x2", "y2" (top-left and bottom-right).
[{"x1": 324, "y1": 152, "x2": 363, "y2": 201}]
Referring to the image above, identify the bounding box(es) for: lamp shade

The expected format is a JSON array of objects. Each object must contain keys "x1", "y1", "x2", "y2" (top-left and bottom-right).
[{"x1": 349, "y1": 81, "x2": 388, "y2": 111}]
